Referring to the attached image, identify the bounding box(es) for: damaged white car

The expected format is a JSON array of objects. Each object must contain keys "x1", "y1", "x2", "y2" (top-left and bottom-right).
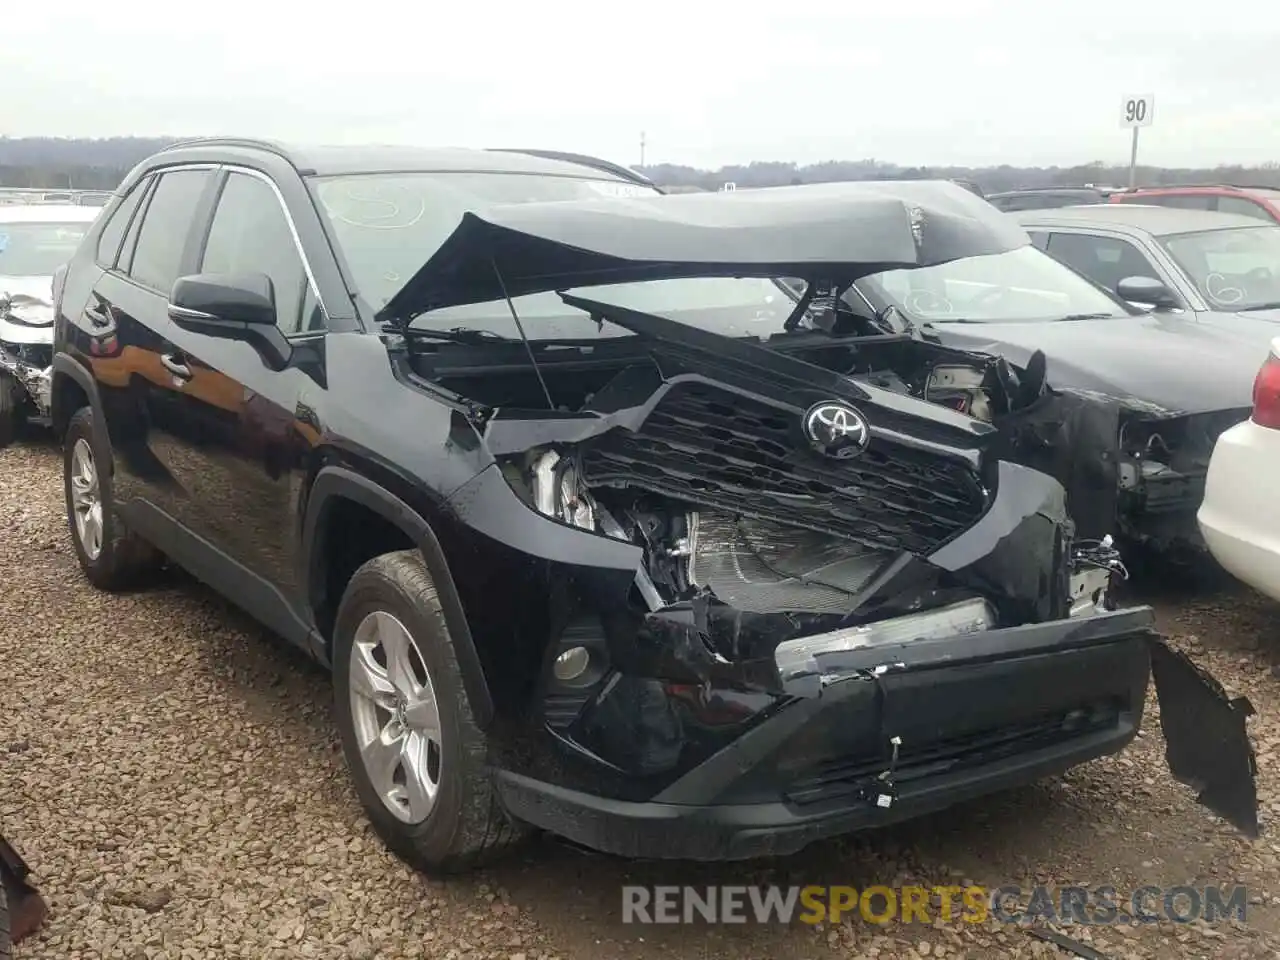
[{"x1": 0, "y1": 204, "x2": 99, "y2": 446}]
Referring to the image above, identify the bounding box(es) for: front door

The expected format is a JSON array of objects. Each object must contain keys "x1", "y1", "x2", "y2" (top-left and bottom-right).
[{"x1": 157, "y1": 168, "x2": 328, "y2": 598}]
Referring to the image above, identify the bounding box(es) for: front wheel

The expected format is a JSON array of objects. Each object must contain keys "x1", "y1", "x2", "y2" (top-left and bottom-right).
[{"x1": 332, "y1": 550, "x2": 528, "y2": 874}]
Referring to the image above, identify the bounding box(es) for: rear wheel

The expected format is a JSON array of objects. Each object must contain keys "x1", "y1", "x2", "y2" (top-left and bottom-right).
[
  {"x1": 63, "y1": 406, "x2": 163, "y2": 590},
  {"x1": 332, "y1": 550, "x2": 528, "y2": 874}
]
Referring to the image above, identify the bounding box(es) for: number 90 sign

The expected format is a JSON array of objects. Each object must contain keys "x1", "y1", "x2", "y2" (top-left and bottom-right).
[{"x1": 1120, "y1": 94, "x2": 1155, "y2": 129}]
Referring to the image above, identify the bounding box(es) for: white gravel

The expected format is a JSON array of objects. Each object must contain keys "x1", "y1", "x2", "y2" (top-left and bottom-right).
[{"x1": 4, "y1": 436, "x2": 1280, "y2": 959}]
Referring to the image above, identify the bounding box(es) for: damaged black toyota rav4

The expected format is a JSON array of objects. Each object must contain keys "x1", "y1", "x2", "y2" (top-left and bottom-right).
[{"x1": 50, "y1": 140, "x2": 1259, "y2": 872}]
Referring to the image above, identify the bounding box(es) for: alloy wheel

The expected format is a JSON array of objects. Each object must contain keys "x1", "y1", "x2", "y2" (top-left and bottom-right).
[
  {"x1": 348, "y1": 610, "x2": 444, "y2": 824},
  {"x1": 70, "y1": 438, "x2": 104, "y2": 560}
]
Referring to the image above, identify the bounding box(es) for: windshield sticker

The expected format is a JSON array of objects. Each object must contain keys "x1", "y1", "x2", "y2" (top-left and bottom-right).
[
  {"x1": 585, "y1": 182, "x2": 653, "y2": 200},
  {"x1": 318, "y1": 182, "x2": 427, "y2": 229}
]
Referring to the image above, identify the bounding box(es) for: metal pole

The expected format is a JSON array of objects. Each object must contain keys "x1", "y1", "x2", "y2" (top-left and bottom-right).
[{"x1": 1128, "y1": 126, "x2": 1140, "y2": 189}]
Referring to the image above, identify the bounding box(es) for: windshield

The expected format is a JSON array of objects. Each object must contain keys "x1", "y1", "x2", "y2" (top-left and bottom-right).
[
  {"x1": 0, "y1": 221, "x2": 90, "y2": 277},
  {"x1": 1161, "y1": 226, "x2": 1280, "y2": 310},
  {"x1": 309, "y1": 172, "x2": 792, "y2": 339},
  {"x1": 854, "y1": 245, "x2": 1130, "y2": 323}
]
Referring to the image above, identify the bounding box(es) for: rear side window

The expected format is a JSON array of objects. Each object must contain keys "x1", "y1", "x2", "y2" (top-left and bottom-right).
[
  {"x1": 127, "y1": 169, "x2": 210, "y2": 292},
  {"x1": 95, "y1": 176, "x2": 152, "y2": 267},
  {"x1": 1125, "y1": 193, "x2": 1215, "y2": 211},
  {"x1": 1216, "y1": 196, "x2": 1276, "y2": 222}
]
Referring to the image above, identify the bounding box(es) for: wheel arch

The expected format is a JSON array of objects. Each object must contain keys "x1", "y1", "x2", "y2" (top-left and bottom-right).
[
  {"x1": 301, "y1": 465, "x2": 495, "y2": 728},
  {"x1": 50, "y1": 354, "x2": 104, "y2": 447}
]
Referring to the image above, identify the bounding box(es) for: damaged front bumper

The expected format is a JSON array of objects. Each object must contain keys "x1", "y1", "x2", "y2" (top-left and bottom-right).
[
  {"x1": 0, "y1": 347, "x2": 52, "y2": 420},
  {"x1": 495, "y1": 605, "x2": 1257, "y2": 860}
]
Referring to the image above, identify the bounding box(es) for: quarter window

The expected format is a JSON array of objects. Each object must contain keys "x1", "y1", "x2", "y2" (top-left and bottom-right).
[
  {"x1": 200, "y1": 172, "x2": 317, "y2": 334},
  {"x1": 128, "y1": 169, "x2": 211, "y2": 291},
  {"x1": 95, "y1": 176, "x2": 152, "y2": 268}
]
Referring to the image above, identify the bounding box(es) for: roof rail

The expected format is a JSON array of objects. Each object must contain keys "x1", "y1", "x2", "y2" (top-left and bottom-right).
[
  {"x1": 488, "y1": 148, "x2": 657, "y2": 189},
  {"x1": 159, "y1": 136, "x2": 296, "y2": 164},
  {"x1": 1129, "y1": 182, "x2": 1280, "y2": 192}
]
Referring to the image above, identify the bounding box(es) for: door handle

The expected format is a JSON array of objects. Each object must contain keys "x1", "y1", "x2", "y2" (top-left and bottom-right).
[
  {"x1": 160, "y1": 353, "x2": 193, "y2": 382},
  {"x1": 83, "y1": 303, "x2": 111, "y2": 328}
]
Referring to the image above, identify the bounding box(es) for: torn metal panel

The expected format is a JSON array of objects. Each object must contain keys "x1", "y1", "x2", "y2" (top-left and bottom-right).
[
  {"x1": 1149, "y1": 640, "x2": 1259, "y2": 837},
  {"x1": 994, "y1": 389, "x2": 1122, "y2": 542}
]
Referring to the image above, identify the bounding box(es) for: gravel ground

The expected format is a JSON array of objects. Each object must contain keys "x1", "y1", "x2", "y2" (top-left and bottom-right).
[{"x1": 5, "y1": 436, "x2": 1280, "y2": 959}]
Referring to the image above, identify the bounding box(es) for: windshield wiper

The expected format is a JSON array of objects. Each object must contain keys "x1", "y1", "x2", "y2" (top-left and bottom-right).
[
  {"x1": 395, "y1": 326, "x2": 518, "y2": 344},
  {"x1": 1054, "y1": 312, "x2": 1117, "y2": 321},
  {"x1": 1238, "y1": 301, "x2": 1280, "y2": 312}
]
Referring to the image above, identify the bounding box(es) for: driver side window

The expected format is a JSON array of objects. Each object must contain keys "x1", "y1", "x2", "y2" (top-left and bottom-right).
[
  {"x1": 1045, "y1": 233, "x2": 1159, "y2": 292},
  {"x1": 200, "y1": 172, "x2": 323, "y2": 335}
]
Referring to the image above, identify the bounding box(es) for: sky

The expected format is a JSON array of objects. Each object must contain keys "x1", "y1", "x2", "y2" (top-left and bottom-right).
[{"x1": 6, "y1": 1, "x2": 1280, "y2": 170}]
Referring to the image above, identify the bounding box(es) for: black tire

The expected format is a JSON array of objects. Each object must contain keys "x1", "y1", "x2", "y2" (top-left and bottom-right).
[
  {"x1": 0, "y1": 873, "x2": 10, "y2": 960},
  {"x1": 332, "y1": 549, "x2": 528, "y2": 874},
  {"x1": 63, "y1": 406, "x2": 163, "y2": 591},
  {"x1": 0, "y1": 371, "x2": 18, "y2": 450}
]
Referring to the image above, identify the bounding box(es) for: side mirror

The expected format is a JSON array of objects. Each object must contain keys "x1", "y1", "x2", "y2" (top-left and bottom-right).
[
  {"x1": 1116, "y1": 275, "x2": 1179, "y2": 310},
  {"x1": 168, "y1": 272, "x2": 291, "y2": 370},
  {"x1": 169, "y1": 272, "x2": 277, "y2": 326}
]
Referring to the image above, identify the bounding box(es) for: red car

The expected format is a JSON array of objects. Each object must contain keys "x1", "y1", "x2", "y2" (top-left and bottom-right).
[{"x1": 1112, "y1": 184, "x2": 1280, "y2": 223}]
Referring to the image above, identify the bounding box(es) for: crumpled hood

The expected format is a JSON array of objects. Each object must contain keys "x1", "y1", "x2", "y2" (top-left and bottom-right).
[
  {"x1": 379, "y1": 179, "x2": 1030, "y2": 322},
  {"x1": 927, "y1": 312, "x2": 1274, "y2": 416},
  {"x1": 1, "y1": 276, "x2": 55, "y2": 326}
]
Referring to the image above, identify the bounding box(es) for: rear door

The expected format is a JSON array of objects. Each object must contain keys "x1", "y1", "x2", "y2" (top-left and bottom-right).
[
  {"x1": 78, "y1": 166, "x2": 217, "y2": 516},
  {"x1": 154, "y1": 167, "x2": 328, "y2": 595}
]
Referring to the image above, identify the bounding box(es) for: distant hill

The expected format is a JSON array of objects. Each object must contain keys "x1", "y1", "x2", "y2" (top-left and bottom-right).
[
  {"x1": 4, "y1": 136, "x2": 1280, "y2": 194},
  {"x1": 638, "y1": 158, "x2": 1280, "y2": 193},
  {"x1": 0, "y1": 137, "x2": 178, "y2": 189}
]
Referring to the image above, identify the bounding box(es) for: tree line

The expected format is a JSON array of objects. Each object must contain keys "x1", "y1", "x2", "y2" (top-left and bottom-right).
[{"x1": 4, "y1": 135, "x2": 1280, "y2": 193}]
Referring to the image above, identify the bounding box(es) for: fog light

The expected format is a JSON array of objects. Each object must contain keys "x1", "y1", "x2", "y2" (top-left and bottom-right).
[{"x1": 553, "y1": 646, "x2": 591, "y2": 683}]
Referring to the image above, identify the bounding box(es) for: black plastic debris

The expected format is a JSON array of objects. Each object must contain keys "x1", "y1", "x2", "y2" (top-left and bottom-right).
[{"x1": 1149, "y1": 640, "x2": 1259, "y2": 837}]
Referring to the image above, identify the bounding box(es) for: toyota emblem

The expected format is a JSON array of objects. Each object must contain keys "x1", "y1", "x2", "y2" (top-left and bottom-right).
[{"x1": 803, "y1": 401, "x2": 871, "y2": 459}]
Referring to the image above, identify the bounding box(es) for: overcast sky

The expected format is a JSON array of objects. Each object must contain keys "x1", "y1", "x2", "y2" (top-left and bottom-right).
[{"x1": 6, "y1": 1, "x2": 1279, "y2": 170}]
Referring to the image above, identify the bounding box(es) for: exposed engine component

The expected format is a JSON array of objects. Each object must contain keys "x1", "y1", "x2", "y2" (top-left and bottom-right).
[
  {"x1": 0, "y1": 295, "x2": 55, "y2": 422},
  {"x1": 924, "y1": 363, "x2": 992, "y2": 421},
  {"x1": 688, "y1": 513, "x2": 889, "y2": 614}
]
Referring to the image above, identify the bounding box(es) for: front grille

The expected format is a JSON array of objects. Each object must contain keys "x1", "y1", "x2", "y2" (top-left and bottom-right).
[
  {"x1": 785, "y1": 700, "x2": 1122, "y2": 806},
  {"x1": 581, "y1": 382, "x2": 988, "y2": 554}
]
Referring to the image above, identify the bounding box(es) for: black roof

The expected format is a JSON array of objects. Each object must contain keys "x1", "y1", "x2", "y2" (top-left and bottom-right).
[
  {"x1": 158, "y1": 137, "x2": 639, "y2": 181},
  {"x1": 1014, "y1": 203, "x2": 1266, "y2": 237},
  {"x1": 381, "y1": 178, "x2": 1031, "y2": 322}
]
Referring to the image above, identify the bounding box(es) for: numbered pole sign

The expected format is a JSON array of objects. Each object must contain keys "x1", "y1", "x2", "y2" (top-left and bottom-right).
[{"x1": 1120, "y1": 94, "x2": 1155, "y2": 129}]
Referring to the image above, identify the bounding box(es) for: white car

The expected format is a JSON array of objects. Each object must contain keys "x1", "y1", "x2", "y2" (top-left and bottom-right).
[
  {"x1": 0, "y1": 203, "x2": 100, "y2": 446},
  {"x1": 1198, "y1": 336, "x2": 1280, "y2": 598}
]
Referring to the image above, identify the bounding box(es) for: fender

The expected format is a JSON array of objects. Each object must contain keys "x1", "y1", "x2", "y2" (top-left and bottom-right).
[
  {"x1": 302, "y1": 465, "x2": 495, "y2": 728},
  {"x1": 50, "y1": 352, "x2": 108, "y2": 451}
]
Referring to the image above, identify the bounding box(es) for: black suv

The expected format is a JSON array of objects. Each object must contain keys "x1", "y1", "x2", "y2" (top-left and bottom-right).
[{"x1": 49, "y1": 140, "x2": 1257, "y2": 872}]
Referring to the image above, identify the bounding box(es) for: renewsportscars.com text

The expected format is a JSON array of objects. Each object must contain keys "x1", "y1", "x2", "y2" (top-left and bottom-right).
[{"x1": 621, "y1": 884, "x2": 1249, "y2": 926}]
